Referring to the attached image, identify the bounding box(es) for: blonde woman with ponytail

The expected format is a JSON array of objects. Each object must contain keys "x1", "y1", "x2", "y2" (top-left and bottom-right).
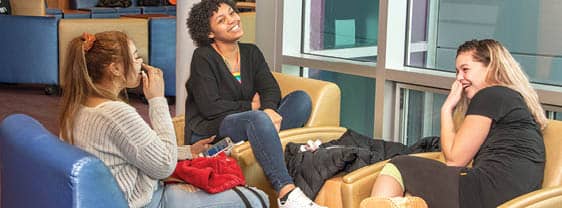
[
  {"x1": 59, "y1": 31, "x2": 267, "y2": 208},
  {"x1": 368, "y1": 39, "x2": 546, "y2": 208}
]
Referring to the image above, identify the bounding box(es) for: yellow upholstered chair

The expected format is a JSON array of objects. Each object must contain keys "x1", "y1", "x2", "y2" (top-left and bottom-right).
[
  {"x1": 498, "y1": 119, "x2": 562, "y2": 208},
  {"x1": 173, "y1": 72, "x2": 341, "y2": 207},
  {"x1": 359, "y1": 119, "x2": 562, "y2": 208},
  {"x1": 58, "y1": 18, "x2": 149, "y2": 87}
]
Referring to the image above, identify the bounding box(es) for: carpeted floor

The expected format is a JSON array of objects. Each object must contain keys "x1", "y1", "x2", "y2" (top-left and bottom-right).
[{"x1": 0, "y1": 84, "x2": 176, "y2": 136}]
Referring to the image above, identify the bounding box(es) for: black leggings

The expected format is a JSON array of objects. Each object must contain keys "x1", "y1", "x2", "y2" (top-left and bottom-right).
[{"x1": 390, "y1": 155, "x2": 464, "y2": 208}]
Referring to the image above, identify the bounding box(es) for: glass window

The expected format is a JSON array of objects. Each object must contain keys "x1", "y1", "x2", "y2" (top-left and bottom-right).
[
  {"x1": 306, "y1": 68, "x2": 376, "y2": 137},
  {"x1": 405, "y1": 0, "x2": 562, "y2": 87},
  {"x1": 398, "y1": 86, "x2": 447, "y2": 145},
  {"x1": 546, "y1": 110, "x2": 562, "y2": 121},
  {"x1": 302, "y1": 0, "x2": 379, "y2": 63},
  {"x1": 400, "y1": 92, "x2": 561, "y2": 145},
  {"x1": 274, "y1": 0, "x2": 562, "y2": 141}
]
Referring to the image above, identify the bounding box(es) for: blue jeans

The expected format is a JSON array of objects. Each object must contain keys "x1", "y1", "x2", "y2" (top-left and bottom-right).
[
  {"x1": 191, "y1": 91, "x2": 312, "y2": 141},
  {"x1": 146, "y1": 183, "x2": 269, "y2": 208},
  {"x1": 191, "y1": 91, "x2": 312, "y2": 191}
]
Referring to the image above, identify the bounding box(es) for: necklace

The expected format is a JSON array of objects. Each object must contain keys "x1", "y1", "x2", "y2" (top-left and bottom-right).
[{"x1": 212, "y1": 43, "x2": 240, "y2": 73}]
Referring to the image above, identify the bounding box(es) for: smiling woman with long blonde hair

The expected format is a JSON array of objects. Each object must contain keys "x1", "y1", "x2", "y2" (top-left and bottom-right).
[{"x1": 368, "y1": 39, "x2": 546, "y2": 208}]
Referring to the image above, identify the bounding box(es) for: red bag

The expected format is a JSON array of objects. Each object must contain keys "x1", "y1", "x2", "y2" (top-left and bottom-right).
[{"x1": 170, "y1": 153, "x2": 246, "y2": 193}]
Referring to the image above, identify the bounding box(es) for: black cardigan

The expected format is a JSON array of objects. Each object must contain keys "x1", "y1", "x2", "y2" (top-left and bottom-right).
[{"x1": 184, "y1": 43, "x2": 281, "y2": 142}]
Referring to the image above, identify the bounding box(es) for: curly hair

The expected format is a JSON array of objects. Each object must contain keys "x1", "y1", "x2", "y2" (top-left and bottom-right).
[{"x1": 187, "y1": 0, "x2": 238, "y2": 47}]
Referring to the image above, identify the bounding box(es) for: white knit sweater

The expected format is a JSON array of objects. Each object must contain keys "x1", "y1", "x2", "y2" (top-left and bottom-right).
[{"x1": 73, "y1": 97, "x2": 177, "y2": 208}]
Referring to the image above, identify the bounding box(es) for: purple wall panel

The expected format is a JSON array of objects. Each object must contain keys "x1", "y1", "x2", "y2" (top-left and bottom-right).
[{"x1": 310, "y1": 0, "x2": 324, "y2": 50}]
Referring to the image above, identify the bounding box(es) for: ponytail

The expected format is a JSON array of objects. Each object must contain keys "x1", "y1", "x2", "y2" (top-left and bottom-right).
[
  {"x1": 59, "y1": 36, "x2": 94, "y2": 143},
  {"x1": 59, "y1": 31, "x2": 130, "y2": 143}
]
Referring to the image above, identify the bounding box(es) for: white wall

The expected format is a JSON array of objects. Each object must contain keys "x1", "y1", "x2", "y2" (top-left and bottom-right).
[{"x1": 175, "y1": 0, "x2": 199, "y2": 114}]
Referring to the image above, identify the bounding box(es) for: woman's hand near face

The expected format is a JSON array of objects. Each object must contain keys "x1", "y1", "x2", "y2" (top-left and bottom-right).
[
  {"x1": 141, "y1": 63, "x2": 165, "y2": 99},
  {"x1": 442, "y1": 80, "x2": 464, "y2": 113},
  {"x1": 264, "y1": 108, "x2": 282, "y2": 133}
]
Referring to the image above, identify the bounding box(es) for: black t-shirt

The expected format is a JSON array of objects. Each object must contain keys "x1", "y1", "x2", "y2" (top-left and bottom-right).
[{"x1": 459, "y1": 86, "x2": 545, "y2": 208}]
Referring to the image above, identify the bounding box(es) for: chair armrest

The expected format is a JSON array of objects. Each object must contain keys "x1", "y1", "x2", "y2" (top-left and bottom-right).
[
  {"x1": 342, "y1": 152, "x2": 442, "y2": 184},
  {"x1": 231, "y1": 126, "x2": 347, "y2": 166},
  {"x1": 273, "y1": 72, "x2": 341, "y2": 127},
  {"x1": 173, "y1": 115, "x2": 185, "y2": 146},
  {"x1": 342, "y1": 160, "x2": 389, "y2": 184},
  {"x1": 410, "y1": 152, "x2": 445, "y2": 162},
  {"x1": 498, "y1": 186, "x2": 562, "y2": 208},
  {"x1": 338, "y1": 159, "x2": 388, "y2": 208},
  {"x1": 339, "y1": 151, "x2": 443, "y2": 207}
]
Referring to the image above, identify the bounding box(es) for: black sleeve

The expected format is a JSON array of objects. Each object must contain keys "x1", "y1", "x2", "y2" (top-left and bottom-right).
[
  {"x1": 466, "y1": 86, "x2": 517, "y2": 122},
  {"x1": 251, "y1": 45, "x2": 281, "y2": 110},
  {"x1": 188, "y1": 51, "x2": 252, "y2": 120}
]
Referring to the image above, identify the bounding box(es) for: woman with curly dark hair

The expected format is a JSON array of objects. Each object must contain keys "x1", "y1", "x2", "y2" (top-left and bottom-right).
[{"x1": 185, "y1": 0, "x2": 321, "y2": 207}]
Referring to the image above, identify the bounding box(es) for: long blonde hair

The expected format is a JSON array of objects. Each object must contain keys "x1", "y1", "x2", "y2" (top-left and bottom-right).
[
  {"x1": 59, "y1": 31, "x2": 134, "y2": 144},
  {"x1": 453, "y1": 39, "x2": 547, "y2": 130}
]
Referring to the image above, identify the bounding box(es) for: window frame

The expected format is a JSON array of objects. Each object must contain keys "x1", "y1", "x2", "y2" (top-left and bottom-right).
[{"x1": 257, "y1": 0, "x2": 562, "y2": 140}]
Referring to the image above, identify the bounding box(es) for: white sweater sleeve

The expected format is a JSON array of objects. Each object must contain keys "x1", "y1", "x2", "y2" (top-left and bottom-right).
[{"x1": 104, "y1": 98, "x2": 177, "y2": 179}]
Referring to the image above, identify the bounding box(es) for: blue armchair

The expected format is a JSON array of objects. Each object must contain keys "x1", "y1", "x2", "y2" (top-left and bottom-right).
[
  {"x1": 0, "y1": 114, "x2": 127, "y2": 208},
  {"x1": 0, "y1": 15, "x2": 58, "y2": 87},
  {"x1": 149, "y1": 16, "x2": 176, "y2": 96}
]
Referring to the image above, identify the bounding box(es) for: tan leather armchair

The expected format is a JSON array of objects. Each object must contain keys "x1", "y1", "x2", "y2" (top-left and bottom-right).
[
  {"x1": 173, "y1": 72, "x2": 341, "y2": 207},
  {"x1": 359, "y1": 119, "x2": 562, "y2": 208},
  {"x1": 272, "y1": 72, "x2": 341, "y2": 128}
]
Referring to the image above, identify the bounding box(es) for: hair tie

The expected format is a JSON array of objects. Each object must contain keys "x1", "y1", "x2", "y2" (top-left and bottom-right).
[{"x1": 82, "y1": 32, "x2": 96, "y2": 52}]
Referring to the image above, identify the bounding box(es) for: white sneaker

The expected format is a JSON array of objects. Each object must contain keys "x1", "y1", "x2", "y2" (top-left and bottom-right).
[{"x1": 278, "y1": 187, "x2": 327, "y2": 208}]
